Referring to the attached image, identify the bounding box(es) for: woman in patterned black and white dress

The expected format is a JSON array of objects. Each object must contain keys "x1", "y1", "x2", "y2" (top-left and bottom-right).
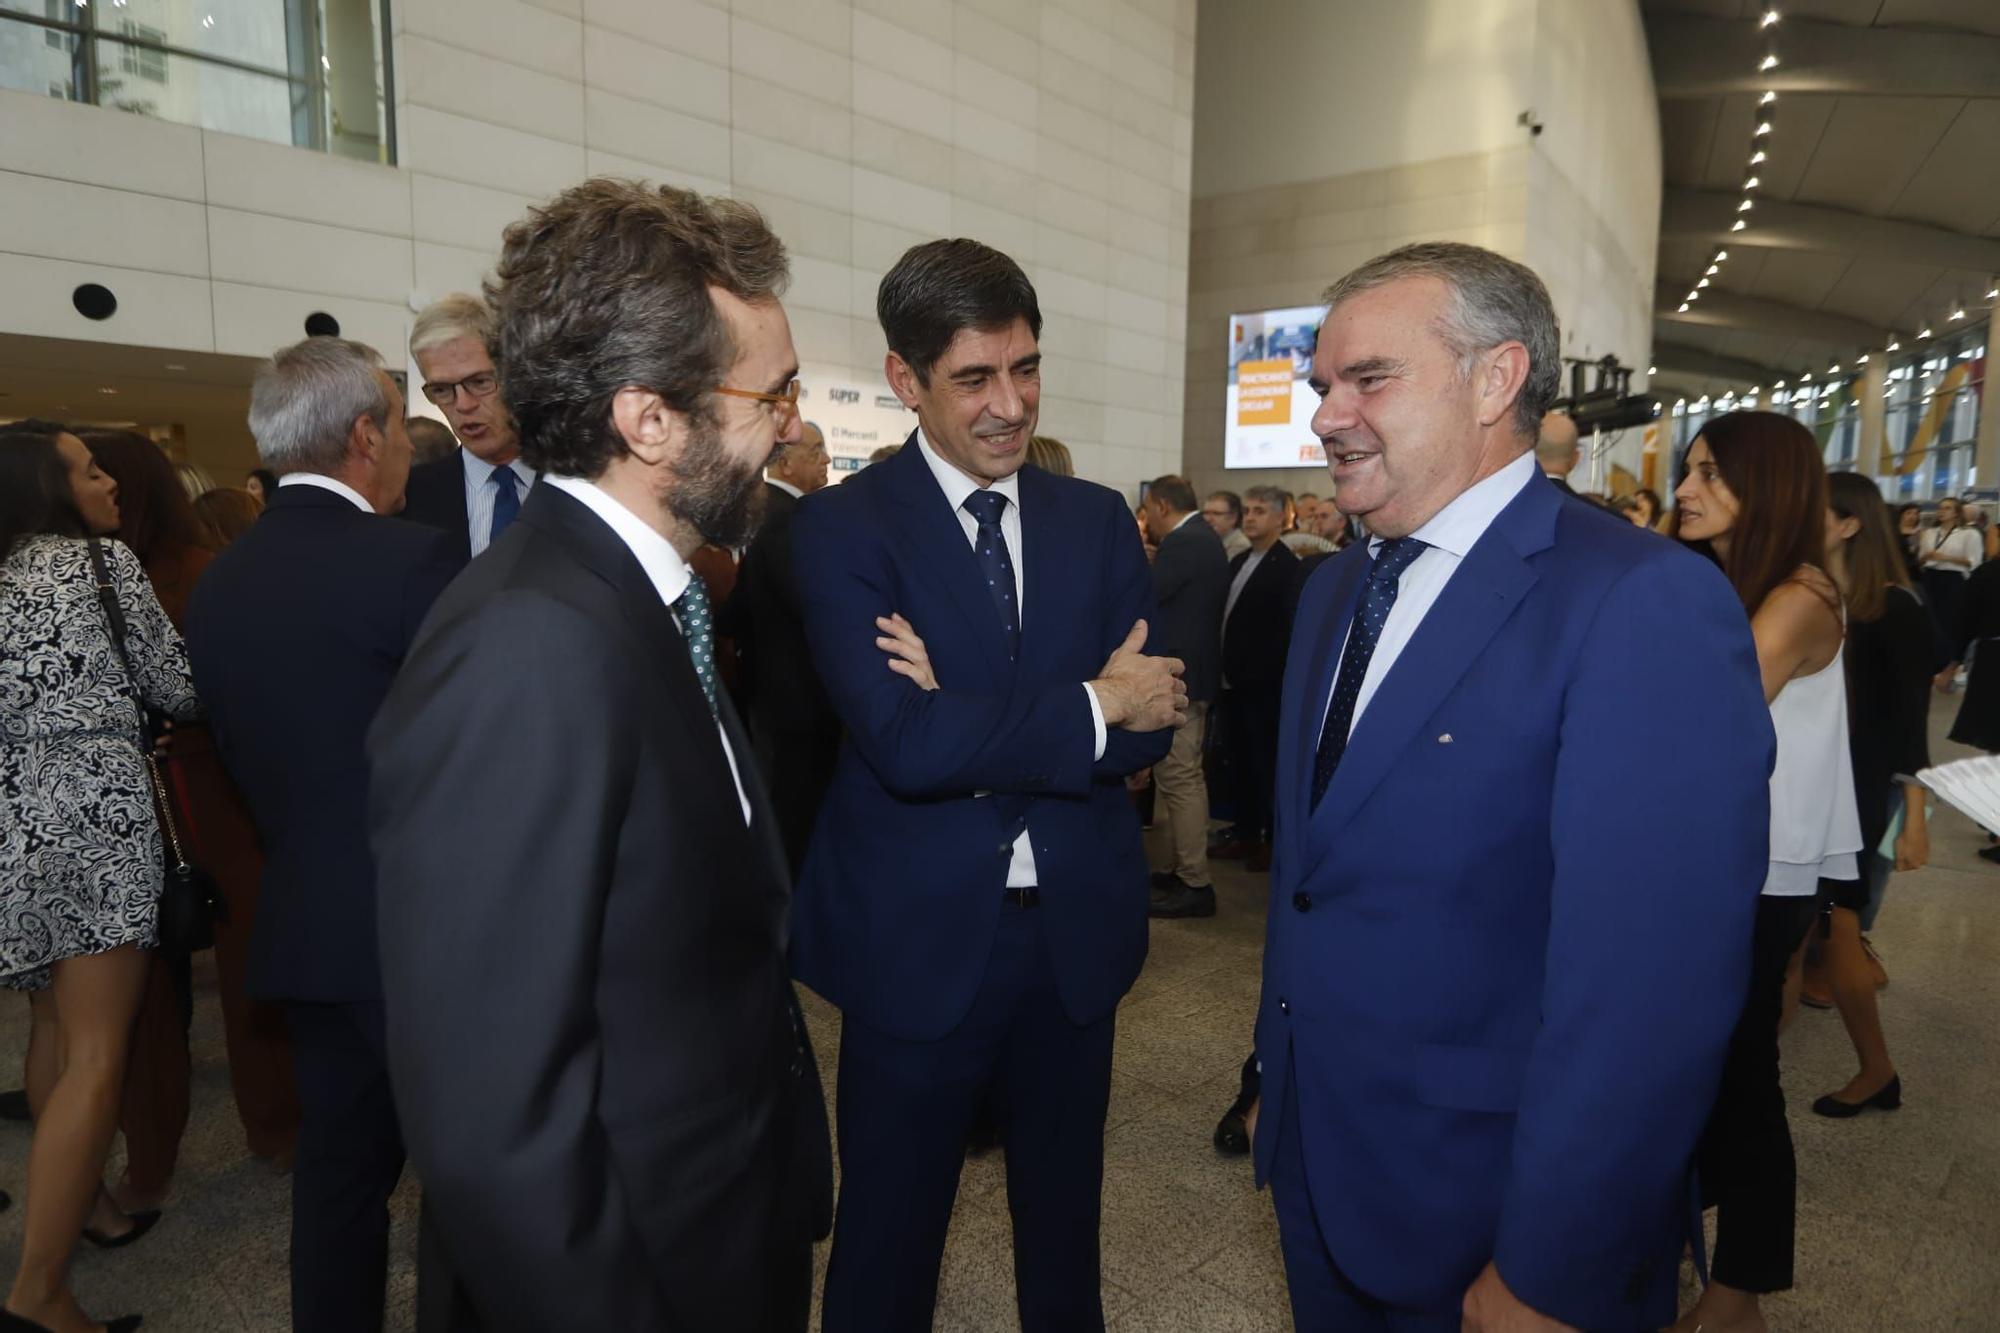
[{"x1": 1, "y1": 424, "x2": 199, "y2": 1333}]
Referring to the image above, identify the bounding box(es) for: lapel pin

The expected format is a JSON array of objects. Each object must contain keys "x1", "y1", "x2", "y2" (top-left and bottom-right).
[{"x1": 1438, "y1": 733, "x2": 1454, "y2": 744}]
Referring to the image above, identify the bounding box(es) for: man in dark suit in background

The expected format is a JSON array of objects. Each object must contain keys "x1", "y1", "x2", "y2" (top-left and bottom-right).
[
  {"x1": 402, "y1": 294, "x2": 535, "y2": 563},
  {"x1": 723, "y1": 418, "x2": 840, "y2": 872},
  {"x1": 184, "y1": 336, "x2": 459, "y2": 1333},
  {"x1": 792, "y1": 239, "x2": 1186, "y2": 1332},
  {"x1": 1140, "y1": 474, "x2": 1231, "y2": 918},
  {"x1": 1214, "y1": 485, "x2": 1298, "y2": 873},
  {"x1": 368, "y1": 179, "x2": 830, "y2": 1332}
]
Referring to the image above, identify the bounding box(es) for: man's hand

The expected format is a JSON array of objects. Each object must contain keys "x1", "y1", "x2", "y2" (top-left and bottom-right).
[
  {"x1": 1461, "y1": 1263, "x2": 1577, "y2": 1333},
  {"x1": 876, "y1": 614, "x2": 938, "y2": 691},
  {"x1": 1090, "y1": 620, "x2": 1188, "y2": 732},
  {"x1": 1894, "y1": 822, "x2": 1929, "y2": 872}
]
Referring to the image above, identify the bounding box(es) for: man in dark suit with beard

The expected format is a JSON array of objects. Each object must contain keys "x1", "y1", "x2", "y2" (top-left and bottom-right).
[
  {"x1": 723, "y1": 419, "x2": 840, "y2": 872},
  {"x1": 368, "y1": 179, "x2": 831, "y2": 1332}
]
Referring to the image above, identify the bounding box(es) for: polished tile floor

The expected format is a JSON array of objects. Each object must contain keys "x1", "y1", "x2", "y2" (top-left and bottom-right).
[{"x1": 0, "y1": 696, "x2": 1994, "y2": 1330}]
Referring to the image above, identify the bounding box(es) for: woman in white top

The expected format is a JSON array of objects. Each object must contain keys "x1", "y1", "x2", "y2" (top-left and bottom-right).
[
  {"x1": 1670, "y1": 411, "x2": 1860, "y2": 1333},
  {"x1": 1919, "y1": 496, "x2": 1982, "y2": 664}
]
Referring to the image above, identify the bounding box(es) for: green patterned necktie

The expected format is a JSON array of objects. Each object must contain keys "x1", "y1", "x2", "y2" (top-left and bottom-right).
[{"x1": 672, "y1": 572, "x2": 718, "y2": 717}]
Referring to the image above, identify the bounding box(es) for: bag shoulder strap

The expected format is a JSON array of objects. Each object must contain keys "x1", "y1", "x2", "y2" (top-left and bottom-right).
[{"x1": 85, "y1": 538, "x2": 140, "y2": 696}]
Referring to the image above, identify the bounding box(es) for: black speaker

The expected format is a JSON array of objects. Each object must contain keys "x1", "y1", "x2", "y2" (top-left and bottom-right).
[
  {"x1": 72, "y1": 284, "x2": 117, "y2": 320},
  {"x1": 304, "y1": 311, "x2": 341, "y2": 337}
]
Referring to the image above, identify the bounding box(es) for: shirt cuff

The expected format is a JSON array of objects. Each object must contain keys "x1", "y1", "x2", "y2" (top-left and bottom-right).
[{"x1": 1083, "y1": 682, "x2": 1108, "y2": 760}]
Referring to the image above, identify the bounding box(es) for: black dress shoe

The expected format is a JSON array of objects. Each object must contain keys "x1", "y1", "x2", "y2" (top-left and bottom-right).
[
  {"x1": 1149, "y1": 870, "x2": 1181, "y2": 890},
  {"x1": 82, "y1": 1208, "x2": 161, "y2": 1249},
  {"x1": 1148, "y1": 879, "x2": 1217, "y2": 919},
  {"x1": 1213, "y1": 1107, "x2": 1249, "y2": 1155},
  {"x1": 0, "y1": 1090, "x2": 28, "y2": 1123},
  {"x1": 1811, "y1": 1074, "x2": 1902, "y2": 1119}
]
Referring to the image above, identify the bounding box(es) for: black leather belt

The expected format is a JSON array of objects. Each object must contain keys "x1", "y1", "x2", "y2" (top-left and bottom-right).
[{"x1": 1002, "y1": 887, "x2": 1041, "y2": 909}]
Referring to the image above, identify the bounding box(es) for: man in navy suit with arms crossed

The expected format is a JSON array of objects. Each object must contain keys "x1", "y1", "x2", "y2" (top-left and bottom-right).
[
  {"x1": 1254, "y1": 244, "x2": 1773, "y2": 1331},
  {"x1": 791, "y1": 239, "x2": 1186, "y2": 1332}
]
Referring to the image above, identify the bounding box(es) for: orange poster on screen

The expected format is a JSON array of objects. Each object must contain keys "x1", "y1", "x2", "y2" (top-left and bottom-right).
[{"x1": 1236, "y1": 358, "x2": 1293, "y2": 426}]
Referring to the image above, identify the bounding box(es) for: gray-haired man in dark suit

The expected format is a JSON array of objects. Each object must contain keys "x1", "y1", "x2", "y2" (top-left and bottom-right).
[{"x1": 1142, "y1": 474, "x2": 1232, "y2": 917}]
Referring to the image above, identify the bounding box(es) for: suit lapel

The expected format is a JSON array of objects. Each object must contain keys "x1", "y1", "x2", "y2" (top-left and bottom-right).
[
  {"x1": 1300, "y1": 481, "x2": 1555, "y2": 876},
  {"x1": 1279, "y1": 546, "x2": 1367, "y2": 860},
  {"x1": 519, "y1": 487, "x2": 735, "y2": 790},
  {"x1": 1015, "y1": 463, "x2": 1066, "y2": 681},
  {"x1": 883, "y1": 432, "x2": 1013, "y2": 687}
]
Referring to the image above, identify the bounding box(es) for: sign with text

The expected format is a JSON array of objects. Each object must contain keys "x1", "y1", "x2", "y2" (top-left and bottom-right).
[{"x1": 1226, "y1": 305, "x2": 1327, "y2": 470}]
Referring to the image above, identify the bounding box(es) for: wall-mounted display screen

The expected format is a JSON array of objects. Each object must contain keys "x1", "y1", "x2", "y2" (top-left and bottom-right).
[{"x1": 1226, "y1": 305, "x2": 1328, "y2": 469}]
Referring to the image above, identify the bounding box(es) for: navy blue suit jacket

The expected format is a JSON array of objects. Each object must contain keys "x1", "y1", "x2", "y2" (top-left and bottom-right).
[
  {"x1": 1254, "y1": 475, "x2": 1773, "y2": 1330},
  {"x1": 184, "y1": 485, "x2": 460, "y2": 1002},
  {"x1": 789, "y1": 435, "x2": 1171, "y2": 1041}
]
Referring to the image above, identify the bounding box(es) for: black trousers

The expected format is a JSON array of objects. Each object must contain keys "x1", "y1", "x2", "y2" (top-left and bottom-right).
[
  {"x1": 820, "y1": 904, "x2": 1116, "y2": 1333},
  {"x1": 286, "y1": 1000, "x2": 407, "y2": 1333},
  {"x1": 753, "y1": 721, "x2": 841, "y2": 876},
  {"x1": 1697, "y1": 893, "x2": 1818, "y2": 1294},
  {"x1": 1219, "y1": 685, "x2": 1281, "y2": 842}
]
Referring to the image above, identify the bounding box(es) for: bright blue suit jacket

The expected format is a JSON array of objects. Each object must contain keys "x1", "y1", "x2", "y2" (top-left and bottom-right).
[
  {"x1": 789, "y1": 436, "x2": 1171, "y2": 1041},
  {"x1": 1254, "y1": 475, "x2": 1773, "y2": 1330}
]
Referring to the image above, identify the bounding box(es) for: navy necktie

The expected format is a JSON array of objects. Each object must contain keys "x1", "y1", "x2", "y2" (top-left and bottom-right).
[
  {"x1": 672, "y1": 572, "x2": 719, "y2": 718},
  {"x1": 488, "y1": 466, "x2": 521, "y2": 545},
  {"x1": 1310, "y1": 538, "x2": 1429, "y2": 809},
  {"x1": 963, "y1": 490, "x2": 1020, "y2": 662}
]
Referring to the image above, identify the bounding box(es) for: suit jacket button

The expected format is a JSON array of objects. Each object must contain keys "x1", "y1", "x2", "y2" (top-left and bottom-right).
[
  {"x1": 1292, "y1": 892, "x2": 1312, "y2": 912},
  {"x1": 1279, "y1": 998, "x2": 1290, "y2": 1014},
  {"x1": 999, "y1": 844, "x2": 1012, "y2": 855}
]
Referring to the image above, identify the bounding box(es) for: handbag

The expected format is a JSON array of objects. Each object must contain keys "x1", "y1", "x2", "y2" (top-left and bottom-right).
[{"x1": 86, "y1": 539, "x2": 224, "y2": 952}]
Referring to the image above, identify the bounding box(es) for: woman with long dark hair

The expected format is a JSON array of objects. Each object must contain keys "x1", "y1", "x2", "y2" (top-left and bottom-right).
[
  {"x1": 1808, "y1": 471, "x2": 1928, "y2": 1119},
  {"x1": 1, "y1": 424, "x2": 197, "y2": 1332},
  {"x1": 1894, "y1": 502, "x2": 1924, "y2": 584},
  {"x1": 80, "y1": 433, "x2": 301, "y2": 1214},
  {"x1": 1669, "y1": 411, "x2": 1860, "y2": 1333}
]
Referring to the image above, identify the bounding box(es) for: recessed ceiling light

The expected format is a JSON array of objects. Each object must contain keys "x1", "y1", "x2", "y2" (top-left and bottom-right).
[
  {"x1": 97, "y1": 387, "x2": 118, "y2": 395},
  {"x1": 1760, "y1": 91, "x2": 1777, "y2": 105},
  {"x1": 1829, "y1": 363, "x2": 1841, "y2": 374},
  {"x1": 1716, "y1": 250, "x2": 1729, "y2": 261},
  {"x1": 1678, "y1": 302, "x2": 1691, "y2": 313},
  {"x1": 1731, "y1": 220, "x2": 1747, "y2": 231},
  {"x1": 1761, "y1": 9, "x2": 1780, "y2": 26},
  {"x1": 1755, "y1": 121, "x2": 1773, "y2": 137},
  {"x1": 1951, "y1": 307, "x2": 1966, "y2": 321},
  {"x1": 1919, "y1": 326, "x2": 1934, "y2": 338},
  {"x1": 1744, "y1": 176, "x2": 1760, "y2": 190},
  {"x1": 1737, "y1": 199, "x2": 1754, "y2": 212},
  {"x1": 163, "y1": 363, "x2": 186, "y2": 371},
  {"x1": 1698, "y1": 278, "x2": 1711, "y2": 289},
  {"x1": 1750, "y1": 151, "x2": 1767, "y2": 165},
  {"x1": 1760, "y1": 54, "x2": 1779, "y2": 71},
  {"x1": 1648, "y1": 366, "x2": 1657, "y2": 375},
  {"x1": 1706, "y1": 264, "x2": 1720, "y2": 276},
  {"x1": 1857, "y1": 354, "x2": 1869, "y2": 364},
  {"x1": 1886, "y1": 340, "x2": 1900, "y2": 352},
  {"x1": 1986, "y1": 287, "x2": 1998, "y2": 300}
]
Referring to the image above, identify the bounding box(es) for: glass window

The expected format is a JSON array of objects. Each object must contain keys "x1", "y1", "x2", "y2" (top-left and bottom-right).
[{"x1": 0, "y1": 0, "x2": 391, "y2": 163}]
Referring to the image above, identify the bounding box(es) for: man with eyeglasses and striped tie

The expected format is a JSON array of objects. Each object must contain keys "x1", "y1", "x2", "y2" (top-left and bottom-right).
[{"x1": 403, "y1": 293, "x2": 535, "y2": 564}]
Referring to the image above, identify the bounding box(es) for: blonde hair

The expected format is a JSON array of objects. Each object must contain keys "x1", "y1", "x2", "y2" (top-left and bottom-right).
[
  {"x1": 1027, "y1": 435, "x2": 1073, "y2": 476},
  {"x1": 411, "y1": 293, "x2": 496, "y2": 359}
]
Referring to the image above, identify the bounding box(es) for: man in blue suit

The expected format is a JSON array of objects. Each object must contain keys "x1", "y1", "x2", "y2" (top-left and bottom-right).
[
  {"x1": 791, "y1": 239, "x2": 1186, "y2": 1332},
  {"x1": 1253, "y1": 243, "x2": 1773, "y2": 1332}
]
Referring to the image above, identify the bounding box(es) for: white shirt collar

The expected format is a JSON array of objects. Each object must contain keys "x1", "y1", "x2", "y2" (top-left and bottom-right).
[
  {"x1": 765, "y1": 476, "x2": 804, "y2": 500},
  {"x1": 278, "y1": 472, "x2": 374, "y2": 514},
  {"x1": 1170, "y1": 510, "x2": 1197, "y2": 532},
  {"x1": 540, "y1": 475, "x2": 692, "y2": 609},
  {"x1": 915, "y1": 427, "x2": 1021, "y2": 516},
  {"x1": 461, "y1": 447, "x2": 532, "y2": 489},
  {"x1": 1370, "y1": 450, "x2": 1539, "y2": 560}
]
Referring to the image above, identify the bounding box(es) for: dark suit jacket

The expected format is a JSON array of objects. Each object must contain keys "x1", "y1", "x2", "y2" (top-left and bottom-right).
[
  {"x1": 1255, "y1": 477, "x2": 1772, "y2": 1329},
  {"x1": 183, "y1": 485, "x2": 460, "y2": 1002},
  {"x1": 724, "y1": 482, "x2": 837, "y2": 737},
  {"x1": 401, "y1": 450, "x2": 472, "y2": 562},
  {"x1": 1221, "y1": 539, "x2": 1299, "y2": 693},
  {"x1": 789, "y1": 437, "x2": 1172, "y2": 1042},
  {"x1": 367, "y1": 483, "x2": 830, "y2": 1331},
  {"x1": 1149, "y1": 512, "x2": 1230, "y2": 704}
]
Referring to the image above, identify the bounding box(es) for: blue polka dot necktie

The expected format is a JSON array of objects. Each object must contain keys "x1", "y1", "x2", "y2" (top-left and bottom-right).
[
  {"x1": 489, "y1": 466, "x2": 521, "y2": 544},
  {"x1": 1310, "y1": 537, "x2": 1429, "y2": 810},
  {"x1": 963, "y1": 490, "x2": 1020, "y2": 662},
  {"x1": 672, "y1": 572, "x2": 719, "y2": 718}
]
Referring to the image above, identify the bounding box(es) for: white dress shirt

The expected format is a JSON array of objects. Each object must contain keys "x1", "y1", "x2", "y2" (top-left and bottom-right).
[
  {"x1": 1927, "y1": 524, "x2": 1982, "y2": 574},
  {"x1": 460, "y1": 449, "x2": 537, "y2": 557},
  {"x1": 278, "y1": 472, "x2": 373, "y2": 513},
  {"x1": 1224, "y1": 546, "x2": 1267, "y2": 625},
  {"x1": 765, "y1": 475, "x2": 804, "y2": 500},
  {"x1": 541, "y1": 475, "x2": 751, "y2": 823},
  {"x1": 1322, "y1": 450, "x2": 1540, "y2": 736},
  {"x1": 912, "y1": 428, "x2": 1107, "y2": 888}
]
